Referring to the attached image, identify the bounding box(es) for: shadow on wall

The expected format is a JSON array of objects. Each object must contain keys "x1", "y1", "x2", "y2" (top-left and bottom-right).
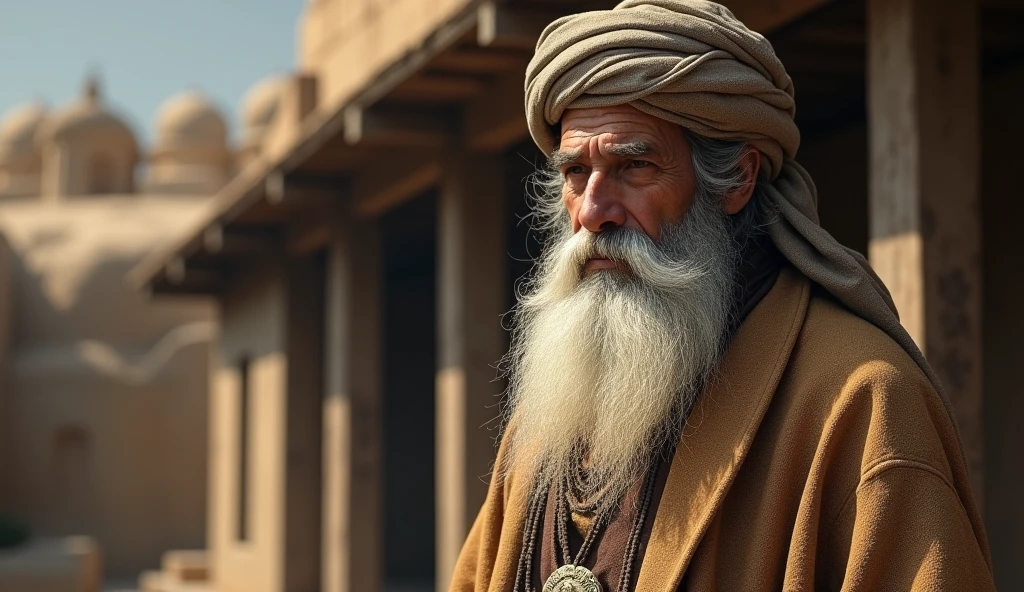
[{"x1": 10, "y1": 241, "x2": 210, "y2": 347}]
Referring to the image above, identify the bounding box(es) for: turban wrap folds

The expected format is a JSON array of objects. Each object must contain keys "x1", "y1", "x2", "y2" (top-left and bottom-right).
[{"x1": 525, "y1": 0, "x2": 952, "y2": 412}]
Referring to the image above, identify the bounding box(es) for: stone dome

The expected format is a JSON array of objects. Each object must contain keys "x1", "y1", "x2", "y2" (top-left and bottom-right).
[
  {"x1": 145, "y1": 90, "x2": 231, "y2": 195},
  {"x1": 0, "y1": 102, "x2": 48, "y2": 165},
  {"x1": 35, "y1": 76, "x2": 140, "y2": 197},
  {"x1": 153, "y1": 91, "x2": 228, "y2": 155},
  {"x1": 241, "y1": 75, "x2": 288, "y2": 133},
  {"x1": 236, "y1": 75, "x2": 288, "y2": 170},
  {"x1": 37, "y1": 77, "x2": 138, "y2": 154}
]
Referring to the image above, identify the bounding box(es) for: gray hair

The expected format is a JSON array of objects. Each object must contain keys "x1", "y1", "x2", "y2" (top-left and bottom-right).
[{"x1": 685, "y1": 132, "x2": 775, "y2": 248}]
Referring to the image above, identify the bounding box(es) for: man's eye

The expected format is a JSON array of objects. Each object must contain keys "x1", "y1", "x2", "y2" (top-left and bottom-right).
[
  {"x1": 629, "y1": 160, "x2": 651, "y2": 169},
  {"x1": 564, "y1": 165, "x2": 585, "y2": 176}
]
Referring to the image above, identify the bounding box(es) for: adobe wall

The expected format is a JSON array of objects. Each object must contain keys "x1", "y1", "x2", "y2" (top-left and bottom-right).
[
  {"x1": 0, "y1": 197, "x2": 212, "y2": 578},
  {"x1": 298, "y1": 0, "x2": 474, "y2": 112}
]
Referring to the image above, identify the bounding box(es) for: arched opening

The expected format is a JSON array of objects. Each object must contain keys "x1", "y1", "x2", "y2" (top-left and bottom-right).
[
  {"x1": 87, "y1": 152, "x2": 116, "y2": 194},
  {"x1": 51, "y1": 424, "x2": 93, "y2": 529}
]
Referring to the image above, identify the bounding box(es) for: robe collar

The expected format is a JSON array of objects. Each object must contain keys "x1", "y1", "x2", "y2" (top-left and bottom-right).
[{"x1": 635, "y1": 266, "x2": 810, "y2": 590}]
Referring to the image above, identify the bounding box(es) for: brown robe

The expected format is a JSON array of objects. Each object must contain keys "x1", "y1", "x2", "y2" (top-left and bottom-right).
[{"x1": 451, "y1": 267, "x2": 994, "y2": 591}]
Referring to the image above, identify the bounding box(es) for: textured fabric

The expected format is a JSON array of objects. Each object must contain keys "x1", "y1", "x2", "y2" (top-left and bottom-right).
[
  {"x1": 450, "y1": 268, "x2": 995, "y2": 591},
  {"x1": 523, "y1": 0, "x2": 956, "y2": 427}
]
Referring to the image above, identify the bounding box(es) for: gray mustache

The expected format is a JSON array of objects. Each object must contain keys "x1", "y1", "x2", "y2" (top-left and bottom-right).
[{"x1": 570, "y1": 227, "x2": 664, "y2": 267}]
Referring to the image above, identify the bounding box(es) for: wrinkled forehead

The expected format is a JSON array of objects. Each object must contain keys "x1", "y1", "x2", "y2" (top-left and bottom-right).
[{"x1": 557, "y1": 105, "x2": 687, "y2": 151}]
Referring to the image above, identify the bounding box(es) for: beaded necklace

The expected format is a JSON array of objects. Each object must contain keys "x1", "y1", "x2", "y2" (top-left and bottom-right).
[{"x1": 513, "y1": 465, "x2": 659, "y2": 592}]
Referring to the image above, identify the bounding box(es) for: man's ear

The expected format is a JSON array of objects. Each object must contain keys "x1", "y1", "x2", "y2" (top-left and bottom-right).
[{"x1": 723, "y1": 149, "x2": 761, "y2": 215}]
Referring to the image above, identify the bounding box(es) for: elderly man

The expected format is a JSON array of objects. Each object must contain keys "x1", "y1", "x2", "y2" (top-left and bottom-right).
[{"x1": 452, "y1": 1, "x2": 994, "y2": 590}]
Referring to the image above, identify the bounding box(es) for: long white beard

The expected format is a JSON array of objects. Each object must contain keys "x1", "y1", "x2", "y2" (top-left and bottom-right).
[{"x1": 502, "y1": 192, "x2": 741, "y2": 506}]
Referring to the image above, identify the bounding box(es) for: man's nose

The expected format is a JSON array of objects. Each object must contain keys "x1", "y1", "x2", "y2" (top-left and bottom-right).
[{"x1": 577, "y1": 172, "x2": 626, "y2": 233}]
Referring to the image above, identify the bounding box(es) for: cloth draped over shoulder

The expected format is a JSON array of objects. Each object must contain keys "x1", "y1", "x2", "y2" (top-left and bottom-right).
[{"x1": 524, "y1": 0, "x2": 954, "y2": 420}]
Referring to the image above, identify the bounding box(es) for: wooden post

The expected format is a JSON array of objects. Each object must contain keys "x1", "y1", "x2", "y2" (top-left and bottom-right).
[
  {"x1": 436, "y1": 149, "x2": 506, "y2": 589},
  {"x1": 867, "y1": 0, "x2": 984, "y2": 500},
  {"x1": 322, "y1": 212, "x2": 383, "y2": 592}
]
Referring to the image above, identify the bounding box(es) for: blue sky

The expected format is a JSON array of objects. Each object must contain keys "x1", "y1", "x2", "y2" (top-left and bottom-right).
[{"x1": 0, "y1": 0, "x2": 306, "y2": 145}]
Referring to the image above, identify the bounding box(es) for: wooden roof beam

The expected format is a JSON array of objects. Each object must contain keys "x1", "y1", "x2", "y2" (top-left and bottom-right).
[
  {"x1": 149, "y1": 282, "x2": 224, "y2": 298},
  {"x1": 265, "y1": 170, "x2": 344, "y2": 208},
  {"x1": 162, "y1": 257, "x2": 224, "y2": 294},
  {"x1": 391, "y1": 74, "x2": 487, "y2": 102},
  {"x1": 352, "y1": 155, "x2": 442, "y2": 218},
  {"x1": 477, "y1": 1, "x2": 566, "y2": 49},
  {"x1": 286, "y1": 213, "x2": 337, "y2": 256},
  {"x1": 431, "y1": 48, "x2": 531, "y2": 73},
  {"x1": 201, "y1": 224, "x2": 281, "y2": 259},
  {"x1": 464, "y1": 73, "x2": 529, "y2": 152},
  {"x1": 729, "y1": 0, "x2": 832, "y2": 33},
  {"x1": 343, "y1": 104, "x2": 454, "y2": 148}
]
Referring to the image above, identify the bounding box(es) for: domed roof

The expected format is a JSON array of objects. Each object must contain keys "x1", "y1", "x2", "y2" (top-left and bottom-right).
[
  {"x1": 154, "y1": 90, "x2": 227, "y2": 152},
  {"x1": 0, "y1": 102, "x2": 48, "y2": 163},
  {"x1": 241, "y1": 75, "x2": 289, "y2": 131},
  {"x1": 37, "y1": 77, "x2": 137, "y2": 150}
]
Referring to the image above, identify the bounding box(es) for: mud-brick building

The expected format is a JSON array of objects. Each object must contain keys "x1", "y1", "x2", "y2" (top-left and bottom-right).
[{"x1": 131, "y1": 0, "x2": 1024, "y2": 590}]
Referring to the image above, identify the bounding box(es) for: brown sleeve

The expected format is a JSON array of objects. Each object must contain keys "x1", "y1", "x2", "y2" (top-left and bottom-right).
[
  {"x1": 449, "y1": 440, "x2": 513, "y2": 592},
  {"x1": 450, "y1": 508, "x2": 488, "y2": 592},
  {"x1": 825, "y1": 461, "x2": 995, "y2": 592}
]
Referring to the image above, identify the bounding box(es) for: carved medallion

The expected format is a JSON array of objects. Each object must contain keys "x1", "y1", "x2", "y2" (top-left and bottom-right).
[{"x1": 542, "y1": 564, "x2": 602, "y2": 592}]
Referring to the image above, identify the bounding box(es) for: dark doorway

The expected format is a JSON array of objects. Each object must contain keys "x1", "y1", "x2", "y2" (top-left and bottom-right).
[
  {"x1": 285, "y1": 251, "x2": 327, "y2": 592},
  {"x1": 381, "y1": 191, "x2": 438, "y2": 591},
  {"x1": 768, "y1": 0, "x2": 869, "y2": 256}
]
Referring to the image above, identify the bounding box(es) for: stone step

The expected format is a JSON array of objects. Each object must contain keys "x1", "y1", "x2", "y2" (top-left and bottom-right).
[
  {"x1": 160, "y1": 550, "x2": 209, "y2": 583},
  {"x1": 139, "y1": 569, "x2": 209, "y2": 592}
]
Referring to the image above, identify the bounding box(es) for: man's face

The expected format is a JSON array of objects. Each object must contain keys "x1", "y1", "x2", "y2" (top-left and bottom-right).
[
  {"x1": 554, "y1": 104, "x2": 698, "y2": 272},
  {"x1": 503, "y1": 107, "x2": 748, "y2": 502}
]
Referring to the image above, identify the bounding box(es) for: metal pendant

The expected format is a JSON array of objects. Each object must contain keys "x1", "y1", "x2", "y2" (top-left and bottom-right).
[{"x1": 542, "y1": 564, "x2": 603, "y2": 592}]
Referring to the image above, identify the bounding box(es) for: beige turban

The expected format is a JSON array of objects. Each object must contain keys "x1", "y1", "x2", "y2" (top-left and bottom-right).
[{"x1": 524, "y1": 0, "x2": 952, "y2": 412}]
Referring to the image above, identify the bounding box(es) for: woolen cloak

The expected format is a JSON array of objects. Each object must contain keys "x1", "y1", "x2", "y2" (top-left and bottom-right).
[{"x1": 451, "y1": 268, "x2": 994, "y2": 590}]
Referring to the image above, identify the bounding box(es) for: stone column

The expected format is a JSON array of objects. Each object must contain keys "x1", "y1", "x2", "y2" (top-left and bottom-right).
[
  {"x1": 322, "y1": 213, "x2": 384, "y2": 592},
  {"x1": 436, "y1": 149, "x2": 507, "y2": 589},
  {"x1": 867, "y1": 0, "x2": 984, "y2": 501}
]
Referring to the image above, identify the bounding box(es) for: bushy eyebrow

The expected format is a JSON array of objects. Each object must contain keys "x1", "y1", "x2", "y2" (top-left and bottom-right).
[
  {"x1": 606, "y1": 141, "x2": 654, "y2": 158},
  {"x1": 547, "y1": 141, "x2": 656, "y2": 170},
  {"x1": 547, "y1": 148, "x2": 582, "y2": 169}
]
